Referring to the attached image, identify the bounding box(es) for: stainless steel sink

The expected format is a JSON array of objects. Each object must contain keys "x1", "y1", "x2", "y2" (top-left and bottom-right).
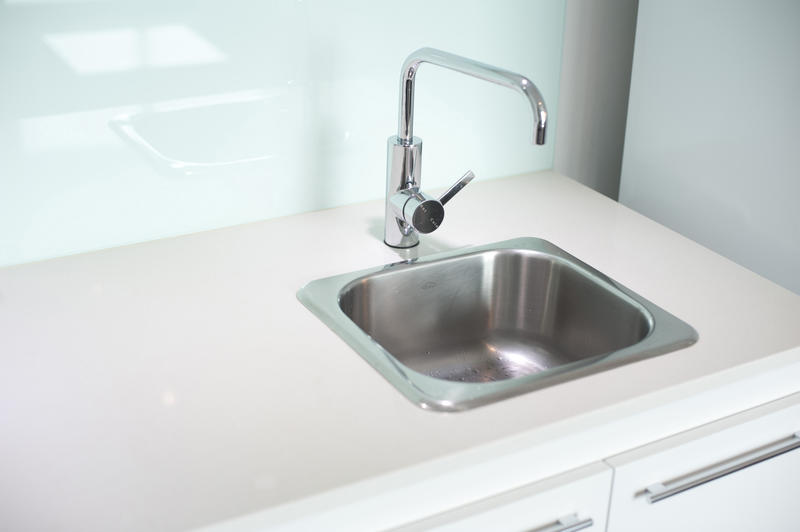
[{"x1": 298, "y1": 238, "x2": 697, "y2": 411}]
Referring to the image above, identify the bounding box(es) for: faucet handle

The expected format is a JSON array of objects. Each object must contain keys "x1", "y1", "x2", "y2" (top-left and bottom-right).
[
  {"x1": 406, "y1": 170, "x2": 475, "y2": 233},
  {"x1": 389, "y1": 170, "x2": 476, "y2": 235},
  {"x1": 438, "y1": 170, "x2": 475, "y2": 205},
  {"x1": 397, "y1": 190, "x2": 445, "y2": 234}
]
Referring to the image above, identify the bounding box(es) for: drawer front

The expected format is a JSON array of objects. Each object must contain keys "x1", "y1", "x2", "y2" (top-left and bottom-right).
[
  {"x1": 388, "y1": 462, "x2": 612, "y2": 532},
  {"x1": 606, "y1": 392, "x2": 800, "y2": 532}
]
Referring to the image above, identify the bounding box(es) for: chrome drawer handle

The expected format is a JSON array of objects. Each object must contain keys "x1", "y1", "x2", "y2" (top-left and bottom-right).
[
  {"x1": 644, "y1": 431, "x2": 800, "y2": 503},
  {"x1": 525, "y1": 514, "x2": 593, "y2": 532}
]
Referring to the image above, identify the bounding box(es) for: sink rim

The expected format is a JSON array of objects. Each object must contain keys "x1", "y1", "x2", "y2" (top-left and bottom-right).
[{"x1": 297, "y1": 237, "x2": 698, "y2": 412}]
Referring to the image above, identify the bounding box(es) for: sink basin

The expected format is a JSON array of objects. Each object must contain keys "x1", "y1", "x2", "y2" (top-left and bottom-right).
[{"x1": 298, "y1": 238, "x2": 697, "y2": 411}]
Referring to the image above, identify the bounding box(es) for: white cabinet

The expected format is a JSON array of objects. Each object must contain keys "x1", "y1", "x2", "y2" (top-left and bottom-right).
[
  {"x1": 389, "y1": 462, "x2": 612, "y2": 532},
  {"x1": 605, "y1": 392, "x2": 800, "y2": 531},
  {"x1": 337, "y1": 393, "x2": 800, "y2": 532}
]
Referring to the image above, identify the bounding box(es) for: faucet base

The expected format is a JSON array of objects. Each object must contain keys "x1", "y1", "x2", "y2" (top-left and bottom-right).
[{"x1": 384, "y1": 239, "x2": 420, "y2": 249}]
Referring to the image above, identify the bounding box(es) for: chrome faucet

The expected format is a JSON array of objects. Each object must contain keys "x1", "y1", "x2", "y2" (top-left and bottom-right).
[{"x1": 384, "y1": 47, "x2": 548, "y2": 248}]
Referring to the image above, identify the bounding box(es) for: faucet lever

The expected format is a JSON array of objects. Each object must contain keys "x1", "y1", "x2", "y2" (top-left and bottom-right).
[
  {"x1": 390, "y1": 170, "x2": 476, "y2": 236},
  {"x1": 439, "y1": 170, "x2": 475, "y2": 205}
]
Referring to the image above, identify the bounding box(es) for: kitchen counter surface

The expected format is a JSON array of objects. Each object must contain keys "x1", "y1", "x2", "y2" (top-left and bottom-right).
[{"x1": 2, "y1": 171, "x2": 800, "y2": 531}]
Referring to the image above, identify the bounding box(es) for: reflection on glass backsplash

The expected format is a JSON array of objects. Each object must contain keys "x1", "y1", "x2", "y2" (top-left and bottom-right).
[
  {"x1": 44, "y1": 25, "x2": 228, "y2": 74},
  {"x1": 0, "y1": 0, "x2": 565, "y2": 267},
  {"x1": 110, "y1": 90, "x2": 293, "y2": 175}
]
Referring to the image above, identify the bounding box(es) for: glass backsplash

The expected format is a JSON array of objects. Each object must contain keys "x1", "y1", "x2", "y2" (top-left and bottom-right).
[{"x1": 0, "y1": 0, "x2": 565, "y2": 266}]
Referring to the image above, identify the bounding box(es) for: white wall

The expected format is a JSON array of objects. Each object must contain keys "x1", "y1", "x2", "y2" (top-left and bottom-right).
[
  {"x1": 554, "y1": 0, "x2": 639, "y2": 199},
  {"x1": 0, "y1": 0, "x2": 565, "y2": 267},
  {"x1": 620, "y1": 0, "x2": 800, "y2": 294}
]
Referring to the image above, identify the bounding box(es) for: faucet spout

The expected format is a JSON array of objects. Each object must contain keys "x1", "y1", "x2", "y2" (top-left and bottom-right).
[{"x1": 396, "y1": 47, "x2": 548, "y2": 146}]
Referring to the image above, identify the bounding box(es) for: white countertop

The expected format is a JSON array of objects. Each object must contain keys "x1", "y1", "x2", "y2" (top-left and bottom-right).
[{"x1": 3, "y1": 171, "x2": 800, "y2": 532}]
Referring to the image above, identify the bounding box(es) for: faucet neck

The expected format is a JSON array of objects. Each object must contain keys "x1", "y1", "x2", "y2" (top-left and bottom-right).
[{"x1": 396, "y1": 47, "x2": 548, "y2": 146}]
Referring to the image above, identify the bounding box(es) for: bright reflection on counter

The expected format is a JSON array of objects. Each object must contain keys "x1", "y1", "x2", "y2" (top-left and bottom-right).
[
  {"x1": 43, "y1": 25, "x2": 227, "y2": 74},
  {"x1": 161, "y1": 390, "x2": 177, "y2": 407}
]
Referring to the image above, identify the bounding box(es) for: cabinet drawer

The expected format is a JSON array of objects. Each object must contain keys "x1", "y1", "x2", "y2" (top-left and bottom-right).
[
  {"x1": 388, "y1": 462, "x2": 612, "y2": 532},
  {"x1": 606, "y1": 392, "x2": 800, "y2": 532}
]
